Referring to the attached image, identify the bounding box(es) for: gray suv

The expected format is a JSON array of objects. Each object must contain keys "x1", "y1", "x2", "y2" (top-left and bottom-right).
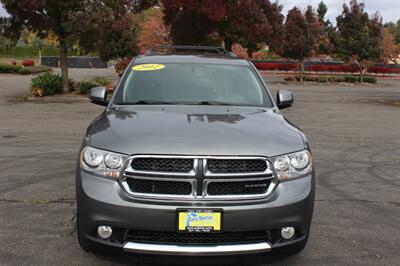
[{"x1": 76, "y1": 46, "x2": 315, "y2": 258}]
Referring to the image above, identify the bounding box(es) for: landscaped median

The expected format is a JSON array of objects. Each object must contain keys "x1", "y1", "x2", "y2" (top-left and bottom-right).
[
  {"x1": 252, "y1": 60, "x2": 400, "y2": 77},
  {"x1": 30, "y1": 72, "x2": 114, "y2": 98},
  {"x1": 284, "y1": 75, "x2": 378, "y2": 84},
  {"x1": 0, "y1": 62, "x2": 52, "y2": 75}
]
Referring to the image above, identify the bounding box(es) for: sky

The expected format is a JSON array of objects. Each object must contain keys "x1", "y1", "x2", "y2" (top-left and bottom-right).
[
  {"x1": 0, "y1": 0, "x2": 399, "y2": 24},
  {"x1": 280, "y1": 0, "x2": 399, "y2": 24}
]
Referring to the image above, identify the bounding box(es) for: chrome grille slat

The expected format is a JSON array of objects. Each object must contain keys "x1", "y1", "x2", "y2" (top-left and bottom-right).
[
  {"x1": 121, "y1": 176, "x2": 197, "y2": 199},
  {"x1": 120, "y1": 155, "x2": 277, "y2": 200}
]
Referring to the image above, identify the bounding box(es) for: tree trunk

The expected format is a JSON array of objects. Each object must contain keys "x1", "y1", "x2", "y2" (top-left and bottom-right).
[
  {"x1": 358, "y1": 63, "x2": 365, "y2": 83},
  {"x1": 300, "y1": 60, "x2": 305, "y2": 83},
  {"x1": 356, "y1": 60, "x2": 366, "y2": 83},
  {"x1": 224, "y1": 38, "x2": 233, "y2": 52},
  {"x1": 359, "y1": 68, "x2": 364, "y2": 83},
  {"x1": 60, "y1": 40, "x2": 69, "y2": 93}
]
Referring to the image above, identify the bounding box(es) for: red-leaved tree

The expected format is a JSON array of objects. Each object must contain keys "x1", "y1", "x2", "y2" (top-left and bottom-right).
[
  {"x1": 75, "y1": 0, "x2": 147, "y2": 61},
  {"x1": 283, "y1": 6, "x2": 322, "y2": 82},
  {"x1": 335, "y1": 1, "x2": 384, "y2": 81},
  {"x1": 138, "y1": 7, "x2": 171, "y2": 54},
  {"x1": 1, "y1": 0, "x2": 86, "y2": 92},
  {"x1": 161, "y1": 0, "x2": 284, "y2": 56},
  {"x1": 1, "y1": 0, "x2": 156, "y2": 92},
  {"x1": 382, "y1": 28, "x2": 400, "y2": 64}
]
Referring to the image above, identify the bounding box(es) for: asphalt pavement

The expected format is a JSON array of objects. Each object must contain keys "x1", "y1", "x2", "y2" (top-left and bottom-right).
[{"x1": 0, "y1": 70, "x2": 399, "y2": 265}]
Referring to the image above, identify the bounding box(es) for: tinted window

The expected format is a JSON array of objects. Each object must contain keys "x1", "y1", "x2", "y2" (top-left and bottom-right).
[{"x1": 115, "y1": 63, "x2": 271, "y2": 107}]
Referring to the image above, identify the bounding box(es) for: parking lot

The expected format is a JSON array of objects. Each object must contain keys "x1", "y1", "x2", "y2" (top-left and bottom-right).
[{"x1": 1, "y1": 70, "x2": 399, "y2": 265}]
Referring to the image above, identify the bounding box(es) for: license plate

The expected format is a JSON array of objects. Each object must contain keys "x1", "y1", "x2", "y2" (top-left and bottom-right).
[{"x1": 178, "y1": 209, "x2": 222, "y2": 232}]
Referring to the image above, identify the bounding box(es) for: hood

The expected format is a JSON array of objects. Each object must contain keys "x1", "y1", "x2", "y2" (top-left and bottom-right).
[{"x1": 87, "y1": 105, "x2": 305, "y2": 157}]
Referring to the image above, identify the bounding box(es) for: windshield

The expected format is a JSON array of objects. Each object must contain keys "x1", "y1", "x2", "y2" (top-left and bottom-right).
[{"x1": 114, "y1": 63, "x2": 272, "y2": 107}]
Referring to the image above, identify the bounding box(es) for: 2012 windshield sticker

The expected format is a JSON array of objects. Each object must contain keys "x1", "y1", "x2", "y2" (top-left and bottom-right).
[{"x1": 132, "y1": 64, "x2": 165, "y2": 71}]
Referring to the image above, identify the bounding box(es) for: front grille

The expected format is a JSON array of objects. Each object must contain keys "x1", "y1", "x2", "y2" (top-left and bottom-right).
[
  {"x1": 131, "y1": 158, "x2": 194, "y2": 173},
  {"x1": 127, "y1": 230, "x2": 269, "y2": 244},
  {"x1": 207, "y1": 159, "x2": 267, "y2": 173},
  {"x1": 123, "y1": 155, "x2": 275, "y2": 200},
  {"x1": 207, "y1": 179, "x2": 271, "y2": 196},
  {"x1": 126, "y1": 178, "x2": 192, "y2": 195}
]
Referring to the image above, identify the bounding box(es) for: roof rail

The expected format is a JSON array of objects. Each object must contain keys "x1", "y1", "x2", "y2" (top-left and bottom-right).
[{"x1": 144, "y1": 45, "x2": 237, "y2": 57}]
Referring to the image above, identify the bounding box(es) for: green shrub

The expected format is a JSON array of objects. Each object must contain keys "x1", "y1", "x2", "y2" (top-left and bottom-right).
[
  {"x1": 17, "y1": 68, "x2": 32, "y2": 75},
  {"x1": 24, "y1": 65, "x2": 52, "y2": 74},
  {"x1": 94, "y1": 77, "x2": 112, "y2": 86},
  {"x1": 363, "y1": 76, "x2": 377, "y2": 84},
  {"x1": 304, "y1": 76, "x2": 317, "y2": 82},
  {"x1": 344, "y1": 76, "x2": 359, "y2": 83},
  {"x1": 31, "y1": 72, "x2": 63, "y2": 96},
  {"x1": 317, "y1": 76, "x2": 328, "y2": 83},
  {"x1": 0, "y1": 63, "x2": 22, "y2": 73},
  {"x1": 76, "y1": 80, "x2": 97, "y2": 94},
  {"x1": 330, "y1": 76, "x2": 344, "y2": 82}
]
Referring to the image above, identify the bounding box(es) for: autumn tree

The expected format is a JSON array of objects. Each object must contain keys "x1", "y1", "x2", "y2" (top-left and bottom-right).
[
  {"x1": 283, "y1": 6, "x2": 322, "y2": 82},
  {"x1": 162, "y1": 0, "x2": 224, "y2": 46},
  {"x1": 336, "y1": 0, "x2": 383, "y2": 81},
  {"x1": 75, "y1": 0, "x2": 144, "y2": 61},
  {"x1": 259, "y1": 0, "x2": 285, "y2": 55},
  {"x1": 137, "y1": 7, "x2": 171, "y2": 54},
  {"x1": 385, "y1": 20, "x2": 400, "y2": 45},
  {"x1": 219, "y1": 0, "x2": 270, "y2": 56},
  {"x1": 1, "y1": 0, "x2": 155, "y2": 92},
  {"x1": 161, "y1": 0, "x2": 284, "y2": 56},
  {"x1": 317, "y1": 1, "x2": 335, "y2": 54},
  {"x1": 1, "y1": 1, "x2": 87, "y2": 92},
  {"x1": 382, "y1": 29, "x2": 399, "y2": 64},
  {"x1": 396, "y1": 20, "x2": 400, "y2": 45}
]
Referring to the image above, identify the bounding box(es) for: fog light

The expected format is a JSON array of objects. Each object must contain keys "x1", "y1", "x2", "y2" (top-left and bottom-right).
[
  {"x1": 281, "y1": 227, "x2": 295, "y2": 239},
  {"x1": 97, "y1": 226, "x2": 112, "y2": 239}
]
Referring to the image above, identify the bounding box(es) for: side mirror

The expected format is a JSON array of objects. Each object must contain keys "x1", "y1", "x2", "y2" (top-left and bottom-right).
[
  {"x1": 276, "y1": 90, "x2": 294, "y2": 109},
  {"x1": 90, "y1": 87, "x2": 109, "y2": 106}
]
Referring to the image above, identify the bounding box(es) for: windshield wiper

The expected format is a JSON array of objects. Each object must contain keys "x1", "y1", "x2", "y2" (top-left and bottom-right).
[
  {"x1": 198, "y1": 101, "x2": 232, "y2": 106},
  {"x1": 115, "y1": 100, "x2": 175, "y2": 105}
]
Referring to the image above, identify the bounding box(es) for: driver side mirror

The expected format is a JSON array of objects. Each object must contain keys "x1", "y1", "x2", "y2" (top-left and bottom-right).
[
  {"x1": 276, "y1": 90, "x2": 294, "y2": 109},
  {"x1": 90, "y1": 87, "x2": 109, "y2": 106}
]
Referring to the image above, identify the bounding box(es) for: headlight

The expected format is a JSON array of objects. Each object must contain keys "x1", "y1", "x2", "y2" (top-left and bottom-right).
[
  {"x1": 270, "y1": 150, "x2": 312, "y2": 181},
  {"x1": 80, "y1": 147, "x2": 128, "y2": 179}
]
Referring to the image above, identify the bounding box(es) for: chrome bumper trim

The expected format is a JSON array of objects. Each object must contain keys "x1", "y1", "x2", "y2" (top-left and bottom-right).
[{"x1": 123, "y1": 241, "x2": 271, "y2": 256}]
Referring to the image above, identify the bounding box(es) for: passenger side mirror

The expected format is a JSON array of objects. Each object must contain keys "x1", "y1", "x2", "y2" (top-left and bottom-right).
[
  {"x1": 90, "y1": 87, "x2": 109, "y2": 106},
  {"x1": 276, "y1": 90, "x2": 294, "y2": 109}
]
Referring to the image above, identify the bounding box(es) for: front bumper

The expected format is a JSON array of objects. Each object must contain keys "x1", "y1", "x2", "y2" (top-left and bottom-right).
[
  {"x1": 76, "y1": 170, "x2": 315, "y2": 255},
  {"x1": 123, "y1": 241, "x2": 271, "y2": 256}
]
